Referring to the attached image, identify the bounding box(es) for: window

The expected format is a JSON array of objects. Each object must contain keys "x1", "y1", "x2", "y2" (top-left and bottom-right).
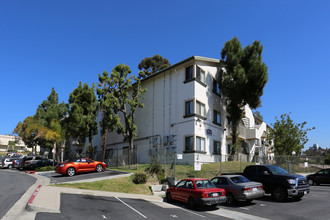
[
  {"x1": 227, "y1": 144, "x2": 231, "y2": 154},
  {"x1": 185, "y1": 136, "x2": 194, "y2": 151},
  {"x1": 196, "y1": 136, "x2": 205, "y2": 151},
  {"x1": 214, "y1": 141, "x2": 221, "y2": 155},
  {"x1": 185, "y1": 65, "x2": 194, "y2": 81},
  {"x1": 176, "y1": 180, "x2": 186, "y2": 188},
  {"x1": 213, "y1": 110, "x2": 221, "y2": 125},
  {"x1": 196, "y1": 66, "x2": 205, "y2": 83},
  {"x1": 213, "y1": 79, "x2": 221, "y2": 95},
  {"x1": 196, "y1": 101, "x2": 205, "y2": 117},
  {"x1": 185, "y1": 100, "x2": 194, "y2": 116}
]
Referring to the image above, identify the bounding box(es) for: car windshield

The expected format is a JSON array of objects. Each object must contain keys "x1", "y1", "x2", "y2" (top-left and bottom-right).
[
  {"x1": 195, "y1": 180, "x2": 215, "y2": 189},
  {"x1": 268, "y1": 166, "x2": 288, "y2": 175},
  {"x1": 230, "y1": 176, "x2": 250, "y2": 183}
]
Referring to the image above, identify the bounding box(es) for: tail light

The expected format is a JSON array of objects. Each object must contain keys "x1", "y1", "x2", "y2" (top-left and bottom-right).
[
  {"x1": 243, "y1": 187, "x2": 252, "y2": 191},
  {"x1": 201, "y1": 193, "x2": 209, "y2": 198},
  {"x1": 258, "y1": 186, "x2": 263, "y2": 189}
]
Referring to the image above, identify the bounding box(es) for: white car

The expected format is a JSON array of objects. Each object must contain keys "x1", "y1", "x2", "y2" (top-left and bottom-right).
[{"x1": 1, "y1": 158, "x2": 15, "y2": 169}]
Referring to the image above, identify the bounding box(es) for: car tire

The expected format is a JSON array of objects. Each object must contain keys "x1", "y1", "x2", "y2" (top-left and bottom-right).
[
  {"x1": 96, "y1": 164, "x2": 104, "y2": 172},
  {"x1": 226, "y1": 193, "x2": 235, "y2": 205},
  {"x1": 8, "y1": 164, "x2": 12, "y2": 169},
  {"x1": 272, "y1": 187, "x2": 287, "y2": 202},
  {"x1": 67, "y1": 167, "x2": 76, "y2": 177},
  {"x1": 307, "y1": 179, "x2": 314, "y2": 185},
  {"x1": 166, "y1": 192, "x2": 172, "y2": 203},
  {"x1": 188, "y1": 197, "x2": 196, "y2": 210},
  {"x1": 246, "y1": 199, "x2": 253, "y2": 204}
]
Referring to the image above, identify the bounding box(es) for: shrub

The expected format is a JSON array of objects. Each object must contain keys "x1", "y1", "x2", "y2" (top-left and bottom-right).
[
  {"x1": 35, "y1": 166, "x2": 55, "y2": 172},
  {"x1": 133, "y1": 172, "x2": 147, "y2": 184},
  {"x1": 145, "y1": 163, "x2": 162, "y2": 174}
]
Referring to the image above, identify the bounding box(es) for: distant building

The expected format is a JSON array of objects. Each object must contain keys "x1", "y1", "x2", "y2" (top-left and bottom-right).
[{"x1": 0, "y1": 134, "x2": 27, "y2": 152}]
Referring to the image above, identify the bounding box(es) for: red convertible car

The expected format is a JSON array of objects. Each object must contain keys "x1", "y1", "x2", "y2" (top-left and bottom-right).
[
  {"x1": 55, "y1": 158, "x2": 107, "y2": 176},
  {"x1": 166, "y1": 178, "x2": 227, "y2": 209}
]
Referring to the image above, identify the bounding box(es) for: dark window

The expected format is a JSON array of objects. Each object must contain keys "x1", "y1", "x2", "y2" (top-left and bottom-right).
[
  {"x1": 213, "y1": 110, "x2": 221, "y2": 125},
  {"x1": 196, "y1": 66, "x2": 205, "y2": 83},
  {"x1": 213, "y1": 141, "x2": 221, "y2": 155},
  {"x1": 213, "y1": 79, "x2": 221, "y2": 95},
  {"x1": 176, "y1": 180, "x2": 186, "y2": 188},
  {"x1": 218, "y1": 177, "x2": 229, "y2": 185},
  {"x1": 230, "y1": 176, "x2": 250, "y2": 183},
  {"x1": 185, "y1": 180, "x2": 194, "y2": 189},
  {"x1": 185, "y1": 136, "x2": 194, "y2": 151},
  {"x1": 227, "y1": 144, "x2": 231, "y2": 154},
  {"x1": 185, "y1": 100, "x2": 194, "y2": 116},
  {"x1": 185, "y1": 65, "x2": 194, "y2": 81}
]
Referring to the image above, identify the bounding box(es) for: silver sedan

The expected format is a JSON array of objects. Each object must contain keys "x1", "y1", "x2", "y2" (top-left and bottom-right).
[{"x1": 211, "y1": 175, "x2": 264, "y2": 204}]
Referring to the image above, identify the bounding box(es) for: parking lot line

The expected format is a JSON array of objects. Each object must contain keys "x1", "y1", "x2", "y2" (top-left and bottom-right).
[{"x1": 115, "y1": 197, "x2": 147, "y2": 219}]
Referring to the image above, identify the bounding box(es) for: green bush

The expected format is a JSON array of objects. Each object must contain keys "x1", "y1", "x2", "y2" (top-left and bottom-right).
[
  {"x1": 145, "y1": 163, "x2": 162, "y2": 174},
  {"x1": 133, "y1": 172, "x2": 147, "y2": 184},
  {"x1": 35, "y1": 166, "x2": 55, "y2": 172}
]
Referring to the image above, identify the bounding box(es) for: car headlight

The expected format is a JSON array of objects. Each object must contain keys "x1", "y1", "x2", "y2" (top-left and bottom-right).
[
  {"x1": 60, "y1": 164, "x2": 66, "y2": 167},
  {"x1": 287, "y1": 179, "x2": 296, "y2": 185}
]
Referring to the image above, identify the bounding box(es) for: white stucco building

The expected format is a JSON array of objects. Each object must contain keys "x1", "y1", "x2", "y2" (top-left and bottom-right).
[
  {"x1": 91, "y1": 56, "x2": 273, "y2": 165},
  {"x1": 0, "y1": 134, "x2": 28, "y2": 152}
]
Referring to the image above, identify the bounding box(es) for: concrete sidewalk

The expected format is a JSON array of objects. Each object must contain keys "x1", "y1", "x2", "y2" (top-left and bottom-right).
[{"x1": 2, "y1": 171, "x2": 163, "y2": 220}]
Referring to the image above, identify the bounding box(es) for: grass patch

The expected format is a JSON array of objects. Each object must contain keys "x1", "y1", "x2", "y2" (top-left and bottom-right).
[{"x1": 54, "y1": 176, "x2": 153, "y2": 195}]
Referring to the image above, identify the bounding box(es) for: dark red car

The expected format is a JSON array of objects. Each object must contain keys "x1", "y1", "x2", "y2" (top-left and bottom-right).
[
  {"x1": 166, "y1": 178, "x2": 227, "y2": 209},
  {"x1": 55, "y1": 158, "x2": 106, "y2": 176}
]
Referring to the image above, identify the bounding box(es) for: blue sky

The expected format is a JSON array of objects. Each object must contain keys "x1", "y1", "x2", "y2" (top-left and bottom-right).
[{"x1": 0, "y1": 1, "x2": 329, "y2": 150}]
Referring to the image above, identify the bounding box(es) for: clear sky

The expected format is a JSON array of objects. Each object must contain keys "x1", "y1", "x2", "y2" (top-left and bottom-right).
[{"x1": 0, "y1": 1, "x2": 329, "y2": 150}]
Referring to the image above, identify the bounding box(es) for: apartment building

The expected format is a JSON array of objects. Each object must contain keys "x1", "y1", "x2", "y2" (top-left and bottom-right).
[{"x1": 93, "y1": 56, "x2": 273, "y2": 166}]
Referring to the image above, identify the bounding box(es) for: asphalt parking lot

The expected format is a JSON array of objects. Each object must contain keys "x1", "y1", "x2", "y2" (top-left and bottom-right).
[
  {"x1": 40, "y1": 169, "x2": 128, "y2": 184},
  {"x1": 36, "y1": 185, "x2": 330, "y2": 220}
]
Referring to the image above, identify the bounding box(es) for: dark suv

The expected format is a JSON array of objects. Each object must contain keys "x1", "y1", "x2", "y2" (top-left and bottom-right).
[
  {"x1": 243, "y1": 165, "x2": 310, "y2": 201},
  {"x1": 18, "y1": 155, "x2": 45, "y2": 170}
]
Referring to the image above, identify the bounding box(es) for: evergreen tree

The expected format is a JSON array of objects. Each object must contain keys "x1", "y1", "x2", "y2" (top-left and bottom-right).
[
  {"x1": 68, "y1": 82, "x2": 98, "y2": 158},
  {"x1": 138, "y1": 54, "x2": 171, "y2": 78},
  {"x1": 218, "y1": 37, "x2": 268, "y2": 154}
]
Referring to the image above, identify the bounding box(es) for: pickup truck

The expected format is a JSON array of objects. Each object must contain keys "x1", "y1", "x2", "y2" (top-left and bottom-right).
[{"x1": 242, "y1": 164, "x2": 310, "y2": 201}]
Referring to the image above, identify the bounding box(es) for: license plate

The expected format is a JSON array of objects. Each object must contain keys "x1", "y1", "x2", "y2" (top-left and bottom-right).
[
  {"x1": 252, "y1": 188, "x2": 258, "y2": 192},
  {"x1": 213, "y1": 193, "x2": 219, "y2": 197}
]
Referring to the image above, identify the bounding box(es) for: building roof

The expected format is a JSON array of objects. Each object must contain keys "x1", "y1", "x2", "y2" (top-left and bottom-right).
[{"x1": 141, "y1": 56, "x2": 222, "y2": 83}]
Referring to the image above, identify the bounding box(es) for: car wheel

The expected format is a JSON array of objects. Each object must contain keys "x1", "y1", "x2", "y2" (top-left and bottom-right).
[
  {"x1": 226, "y1": 193, "x2": 235, "y2": 205},
  {"x1": 67, "y1": 167, "x2": 76, "y2": 177},
  {"x1": 96, "y1": 164, "x2": 104, "y2": 172},
  {"x1": 245, "y1": 199, "x2": 253, "y2": 204},
  {"x1": 188, "y1": 197, "x2": 196, "y2": 210},
  {"x1": 272, "y1": 187, "x2": 287, "y2": 202},
  {"x1": 307, "y1": 179, "x2": 314, "y2": 185},
  {"x1": 294, "y1": 194, "x2": 304, "y2": 200},
  {"x1": 8, "y1": 165, "x2": 12, "y2": 169},
  {"x1": 166, "y1": 192, "x2": 172, "y2": 203}
]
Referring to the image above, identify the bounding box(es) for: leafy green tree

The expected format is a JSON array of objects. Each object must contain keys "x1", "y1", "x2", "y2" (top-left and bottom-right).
[
  {"x1": 97, "y1": 70, "x2": 117, "y2": 162},
  {"x1": 138, "y1": 54, "x2": 171, "y2": 78},
  {"x1": 13, "y1": 116, "x2": 39, "y2": 154},
  {"x1": 34, "y1": 88, "x2": 68, "y2": 162},
  {"x1": 98, "y1": 64, "x2": 146, "y2": 168},
  {"x1": 218, "y1": 37, "x2": 268, "y2": 154},
  {"x1": 269, "y1": 113, "x2": 315, "y2": 155},
  {"x1": 68, "y1": 82, "x2": 98, "y2": 158}
]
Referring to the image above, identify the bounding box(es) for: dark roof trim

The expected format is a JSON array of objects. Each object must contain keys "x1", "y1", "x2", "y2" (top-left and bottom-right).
[{"x1": 140, "y1": 56, "x2": 222, "y2": 83}]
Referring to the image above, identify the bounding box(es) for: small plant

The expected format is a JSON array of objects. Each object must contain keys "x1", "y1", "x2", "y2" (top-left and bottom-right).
[
  {"x1": 145, "y1": 162, "x2": 162, "y2": 174},
  {"x1": 133, "y1": 172, "x2": 147, "y2": 184},
  {"x1": 35, "y1": 166, "x2": 55, "y2": 172}
]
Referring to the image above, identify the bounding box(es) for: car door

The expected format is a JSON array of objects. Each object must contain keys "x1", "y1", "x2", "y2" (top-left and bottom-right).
[
  {"x1": 78, "y1": 158, "x2": 90, "y2": 172},
  {"x1": 256, "y1": 166, "x2": 273, "y2": 190},
  {"x1": 181, "y1": 180, "x2": 195, "y2": 203},
  {"x1": 171, "y1": 180, "x2": 186, "y2": 201},
  {"x1": 86, "y1": 159, "x2": 96, "y2": 171}
]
